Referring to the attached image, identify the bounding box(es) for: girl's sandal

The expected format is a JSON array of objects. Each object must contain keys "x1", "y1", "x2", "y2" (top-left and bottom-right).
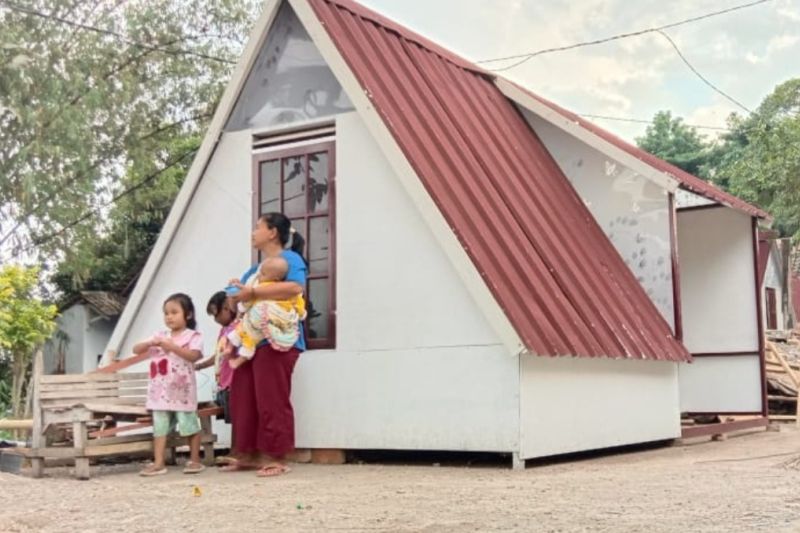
[
  {"x1": 139, "y1": 464, "x2": 168, "y2": 477},
  {"x1": 183, "y1": 461, "x2": 206, "y2": 474},
  {"x1": 256, "y1": 463, "x2": 291, "y2": 478}
]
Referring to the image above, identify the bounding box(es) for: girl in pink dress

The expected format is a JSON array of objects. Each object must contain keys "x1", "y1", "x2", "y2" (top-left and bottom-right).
[{"x1": 133, "y1": 293, "x2": 205, "y2": 477}]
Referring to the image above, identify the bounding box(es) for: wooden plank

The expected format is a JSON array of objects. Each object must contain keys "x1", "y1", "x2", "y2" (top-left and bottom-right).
[
  {"x1": 30, "y1": 350, "x2": 45, "y2": 478},
  {"x1": 40, "y1": 382, "x2": 122, "y2": 392},
  {"x1": 0, "y1": 419, "x2": 33, "y2": 430},
  {"x1": 40, "y1": 374, "x2": 122, "y2": 384},
  {"x1": 84, "y1": 440, "x2": 152, "y2": 457},
  {"x1": 88, "y1": 433, "x2": 154, "y2": 446},
  {"x1": 82, "y1": 403, "x2": 149, "y2": 416},
  {"x1": 40, "y1": 389, "x2": 121, "y2": 400},
  {"x1": 768, "y1": 395, "x2": 798, "y2": 401},
  {"x1": 680, "y1": 417, "x2": 768, "y2": 438},
  {"x1": 28, "y1": 447, "x2": 80, "y2": 459},
  {"x1": 41, "y1": 408, "x2": 93, "y2": 425},
  {"x1": 73, "y1": 421, "x2": 90, "y2": 479},
  {"x1": 89, "y1": 422, "x2": 152, "y2": 439},
  {"x1": 769, "y1": 415, "x2": 798, "y2": 420},
  {"x1": 94, "y1": 353, "x2": 149, "y2": 374}
]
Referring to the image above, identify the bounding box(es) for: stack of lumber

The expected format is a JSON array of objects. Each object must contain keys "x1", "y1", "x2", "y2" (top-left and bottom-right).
[{"x1": 765, "y1": 336, "x2": 800, "y2": 424}]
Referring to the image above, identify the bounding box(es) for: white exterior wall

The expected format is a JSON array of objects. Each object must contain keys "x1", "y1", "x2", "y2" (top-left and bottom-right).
[
  {"x1": 115, "y1": 113, "x2": 519, "y2": 452},
  {"x1": 520, "y1": 356, "x2": 680, "y2": 459},
  {"x1": 118, "y1": 129, "x2": 254, "y2": 446},
  {"x1": 83, "y1": 317, "x2": 116, "y2": 372},
  {"x1": 522, "y1": 110, "x2": 675, "y2": 331},
  {"x1": 293, "y1": 112, "x2": 518, "y2": 452},
  {"x1": 44, "y1": 305, "x2": 86, "y2": 375},
  {"x1": 676, "y1": 207, "x2": 761, "y2": 413}
]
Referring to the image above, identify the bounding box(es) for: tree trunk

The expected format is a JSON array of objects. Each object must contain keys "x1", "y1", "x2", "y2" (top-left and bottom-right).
[{"x1": 10, "y1": 351, "x2": 30, "y2": 420}]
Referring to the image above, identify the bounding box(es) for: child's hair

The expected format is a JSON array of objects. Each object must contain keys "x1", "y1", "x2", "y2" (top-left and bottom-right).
[
  {"x1": 206, "y1": 291, "x2": 227, "y2": 316},
  {"x1": 164, "y1": 293, "x2": 197, "y2": 330}
]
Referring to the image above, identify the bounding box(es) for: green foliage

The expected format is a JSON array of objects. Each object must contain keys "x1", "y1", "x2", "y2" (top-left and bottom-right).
[
  {"x1": 0, "y1": 265, "x2": 58, "y2": 355},
  {"x1": 635, "y1": 111, "x2": 717, "y2": 179},
  {"x1": 717, "y1": 79, "x2": 800, "y2": 238},
  {"x1": 637, "y1": 79, "x2": 800, "y2": 238},
  {"x1": 0, "y1": 0, "x2": 259, "y2": 267}
]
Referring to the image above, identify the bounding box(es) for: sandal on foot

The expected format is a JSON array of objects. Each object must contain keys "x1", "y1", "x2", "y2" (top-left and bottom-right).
[
  {"x1": 256, "y1": 463, "x2": 291, "y2": 478},
  {"x1": 183, "y1": 461, "x2": 206, "y2": 474},
  {"x1": 140, "y1": 464, "x2": 167, "y2": 477},
  {"x1": 219, "y1": 462, "x2": 255, "y2": 472}
]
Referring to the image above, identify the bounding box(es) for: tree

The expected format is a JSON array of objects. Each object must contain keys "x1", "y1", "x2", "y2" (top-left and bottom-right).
[
  {"x1": 0, "y1": 265, "x2": 57, "y2": 419},
  {"x1": 0, "y1": 0, "x2": 258, "y2": 264},
  {"x1": 635, "y1": 111, "x2": 716, "y2": 179},
  {"x1": 716, "y1": 79, "x2": 800, "y2": 237}
]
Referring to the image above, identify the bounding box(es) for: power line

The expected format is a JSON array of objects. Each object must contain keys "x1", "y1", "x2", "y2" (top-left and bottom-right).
[
  {"x1": 7, "y1": 147, "x2": 198, "y2": 260},
  {"x1": 480, "y1": 0, "x2": 773, "y2": 71},
  {"x1": 0, "y1": 1, "x2": 236, "y2": 65},
  {"x1": 655, "y1": 30, "x2": 752, "y2": 114},
  {"x1": 579, "y1": 113, "x2": 730, "y2": 131}
]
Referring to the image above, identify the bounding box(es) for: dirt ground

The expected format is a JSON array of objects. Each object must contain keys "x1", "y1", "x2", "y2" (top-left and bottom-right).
[{"x1": 3, "y1": 428, "x2": 800, "y2": 533}]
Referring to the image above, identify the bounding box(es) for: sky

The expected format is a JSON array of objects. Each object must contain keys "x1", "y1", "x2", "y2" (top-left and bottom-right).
[{"x1": 355, "y1": 0, "x2": 799, "y2": 142}]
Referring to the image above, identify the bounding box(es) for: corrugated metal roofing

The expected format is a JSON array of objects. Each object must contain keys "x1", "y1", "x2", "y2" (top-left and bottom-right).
[
  {"x1": 509, "y1": 86, "x2": 770, "y2": 220},
  {"x1": 308, "y1": 0, "x2": 689, "y2": 361}
]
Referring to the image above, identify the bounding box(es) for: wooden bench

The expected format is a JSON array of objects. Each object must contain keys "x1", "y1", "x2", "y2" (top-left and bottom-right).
[{"x1": 27, "y1": 351, "x2": 218, "y2": 479}]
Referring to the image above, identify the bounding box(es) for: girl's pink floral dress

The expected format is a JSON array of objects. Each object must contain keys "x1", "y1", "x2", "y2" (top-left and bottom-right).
[{"x1": 145, "y1": 329, "x2": 203, "y2": 412}]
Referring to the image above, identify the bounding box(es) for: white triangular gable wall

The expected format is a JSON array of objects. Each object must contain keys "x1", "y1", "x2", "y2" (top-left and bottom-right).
[{"x1": 105, "y1": 0, "x2": 525, "y2": 361}]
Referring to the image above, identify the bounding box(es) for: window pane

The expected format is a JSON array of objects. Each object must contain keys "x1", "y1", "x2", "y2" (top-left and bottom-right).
[
  {"x1": 223, "y1": 3, "x2": 353, "y2": 131},
  {"x1": 282, "y1": 157, "x2": 306, "y2": 216},
  {"x1": 308, "y1": 152, "x2": 329, "y2": 213},
  {"x1": 307, "y1": 278, "x2": 329, "y2": 340},
  {"x1": 308, "y1": 216, "x2": 329, "y2": 275},
  {"x1": 260, "y1": 160, "x2": 280, "y2": 214},
  {"x1": 290, "y1": 217, "x2": 307, "y2": 257}
]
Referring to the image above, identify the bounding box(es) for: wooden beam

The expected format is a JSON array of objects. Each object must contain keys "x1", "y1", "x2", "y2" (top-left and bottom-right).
[
  {"x1": 680, "y1": 417, "x2": 768, "y2": 438},
  {"x1": 0, "y1": 419, "x2": 33, "y2": 430}
]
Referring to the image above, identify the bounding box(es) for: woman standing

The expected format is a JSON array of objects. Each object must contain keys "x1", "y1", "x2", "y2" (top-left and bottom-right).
[{"x1": 226, "y1": 212, "x2": 306, "y2": 477}]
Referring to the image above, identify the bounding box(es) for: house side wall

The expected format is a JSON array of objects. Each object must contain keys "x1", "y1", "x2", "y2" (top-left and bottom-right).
[
  {"x1": 522, "y1": 110, "x2": 675, "y2": 331},
  {"x1": 676, "y1": 207, "x2": 761, "y2": 413},
  {"x1": 116, "y1": 112, "x2": 519, "y2": 452},
  {"x1": 44, "y1": 305, "x2": 87, "y2": 375},
  {"x1": 520, "y1": 356, "x2": 680, "y2": 460},
  {"x1": 83, "y1": 317, "x2": 116, "y2": 372}
]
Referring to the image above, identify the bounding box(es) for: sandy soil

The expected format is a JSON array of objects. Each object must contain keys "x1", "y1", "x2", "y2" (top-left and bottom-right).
[{"x1": 3, "y1": 428, "x2": 800, "y2": 532}]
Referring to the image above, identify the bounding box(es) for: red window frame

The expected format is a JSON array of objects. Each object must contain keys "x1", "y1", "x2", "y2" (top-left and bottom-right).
[{"x1": 251, "y1": 140, "x2": 336, "y2": 350}]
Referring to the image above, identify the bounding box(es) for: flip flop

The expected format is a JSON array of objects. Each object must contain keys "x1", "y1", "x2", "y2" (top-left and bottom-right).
[
  {"x1": 183, "y1": 461, "x2": 206, "y2": 474},
  {"x1": 139, "y1": 464, "x2": 167, "y2": 477},
  {"x1": 256, "y1": 463, "x2": 291, "y2": 478},
  {"x1": 219, "y1": 462, "x2": 256, "y2": 472}
]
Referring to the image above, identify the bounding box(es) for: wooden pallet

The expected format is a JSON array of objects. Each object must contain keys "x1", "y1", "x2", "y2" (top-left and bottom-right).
[{"x1": 765, "y1": 340, "x2": 800, "y2": 425}]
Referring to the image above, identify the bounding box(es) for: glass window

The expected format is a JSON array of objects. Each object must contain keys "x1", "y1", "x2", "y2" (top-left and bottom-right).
[{"x1": 225, "y1": 3, "x2": 354, "y2": 132}]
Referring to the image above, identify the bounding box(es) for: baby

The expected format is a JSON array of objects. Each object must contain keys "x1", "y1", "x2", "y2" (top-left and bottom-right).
[{"x1": 226, "y1": 256, "x2": 306, "y2": 368}]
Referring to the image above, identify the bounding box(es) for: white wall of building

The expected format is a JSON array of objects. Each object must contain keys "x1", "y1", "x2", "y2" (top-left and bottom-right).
[
  {"x1": 115, "y1": 112, "x2": 519, "y2": 452},
  {"x1": 677, "y1": 207, "x2": 758, "y2": 353},
  {"x1": 520, "y1": 355, "x2": 680, "y2": 459},
  {"x1": 676, "y1": 207, "x2": 761, "y2": 413},
  {"x1": 293, "y1": 112, "x2": 518, "y2": 452},
  {"x1": 44, "y1": 305, "x2": 86, "y2": 375},
  {"x1": 678, "y1": 355, "x2": 762, "y2": 412},
  {"x1": 523, "y1": 110, "x2": 675, "y2": 331}
]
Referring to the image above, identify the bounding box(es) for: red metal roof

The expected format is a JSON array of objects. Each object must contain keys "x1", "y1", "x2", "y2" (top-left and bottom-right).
[
  {"x1": 309, "y1": 0, "x2": 690, "y2": 362},
  {"x1": 508, "y1": 86, "x2": 770, "y2": 220}
]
